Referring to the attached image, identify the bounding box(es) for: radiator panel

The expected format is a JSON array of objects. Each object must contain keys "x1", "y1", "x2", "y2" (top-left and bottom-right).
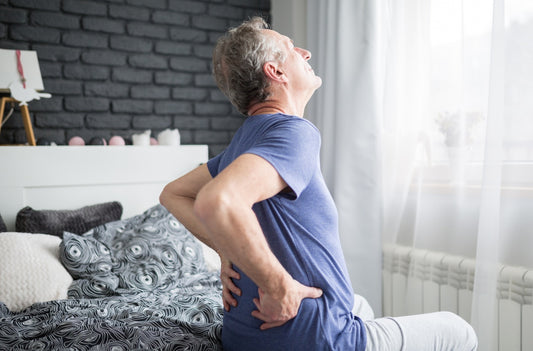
[
  {"x1": 523, "y1": 305, "x2": 533, "y2": 350},
  {"x1": 383, "y1": 244, "x2": 533, "y2": 351}
]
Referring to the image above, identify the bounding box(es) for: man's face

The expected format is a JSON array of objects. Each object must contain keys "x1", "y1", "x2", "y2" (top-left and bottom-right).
[{"x1": 264, "y1": 30, "x2": 322, "y2": 94}]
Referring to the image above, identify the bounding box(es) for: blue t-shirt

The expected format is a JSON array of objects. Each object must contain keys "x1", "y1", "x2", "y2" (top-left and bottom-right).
[{"x1": 207, "y1": 113, "x2": 366, "y2": 351}]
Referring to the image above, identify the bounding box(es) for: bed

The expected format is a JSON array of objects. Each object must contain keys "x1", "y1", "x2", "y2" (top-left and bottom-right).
[{"x1": 0, "y1": 145, "x2": 224, "y2": 350}]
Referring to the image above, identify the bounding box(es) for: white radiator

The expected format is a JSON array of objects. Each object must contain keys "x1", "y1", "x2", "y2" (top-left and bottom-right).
[{"x1": 382, "y1": 244, "x2": 533, "y2": 351}]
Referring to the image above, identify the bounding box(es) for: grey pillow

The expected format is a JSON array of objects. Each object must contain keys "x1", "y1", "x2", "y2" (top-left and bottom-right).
[
  {"x1": 15, "y1": 202, "x2": 123, "y2": 237},
  {"x1": 60, "y1": 204, "x2": 207, "y2": 298}
]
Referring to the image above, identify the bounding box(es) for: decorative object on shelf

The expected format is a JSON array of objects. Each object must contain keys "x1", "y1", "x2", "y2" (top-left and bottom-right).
[
  {"x1": 9, "y1": 81, "x2": 51, "y2": 106},
  {"x1": 36, "y1": 137, "x2": 56, "y2": 146},
  {"x1": 88, "y1": 137, "x2": 107, "y2": 146},
  {"x1": 109, "y1": 136, "x2": 126, "y2": 146},
  {"x1": 157, "y1": 128, "x2": 180, "y2": 146},
  {"x1": 0, "y1": 49, "x2": 45, "y2": 93},
  {"x1": 0, "y1": 49, "x2": 52, "y2": 146},
  {"x1": 68, "y1": 136, "x2": 85, "y2": 146},
  {"x1": 132, "y1": 130, "x2": 151, "y2": 146}
]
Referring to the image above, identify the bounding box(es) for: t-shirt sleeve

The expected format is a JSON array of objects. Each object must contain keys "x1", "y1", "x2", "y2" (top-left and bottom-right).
[
  {"x1": 207, "y1": 150, "x2": 224, "y2": 178},
  {"x1": 246, "y1": 118, "x2": 320, "y2": 199}
]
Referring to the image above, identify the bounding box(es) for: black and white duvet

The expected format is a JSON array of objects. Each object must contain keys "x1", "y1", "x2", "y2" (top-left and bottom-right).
[{"x1": 0, "y1": 205, "x2": 223, "y2": 350}]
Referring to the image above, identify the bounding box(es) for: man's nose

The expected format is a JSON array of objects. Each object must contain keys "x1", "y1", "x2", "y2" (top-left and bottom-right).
[{"x1": 296, "y1": 47, "x2": 312, "y2": 61}]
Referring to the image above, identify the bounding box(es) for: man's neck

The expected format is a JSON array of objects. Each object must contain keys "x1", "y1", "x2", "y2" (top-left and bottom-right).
[
  {"x1": 248, "y1": 105, "x2": 286, "y2": 117},
  {"x1": 247, "y1": 98, "x2": 304, "y2": 118}
]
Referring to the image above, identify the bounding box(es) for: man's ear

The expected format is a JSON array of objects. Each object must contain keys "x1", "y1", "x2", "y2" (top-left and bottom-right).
[{"x1": 263, "y1": 61, "x2": 287, "y2": 83}]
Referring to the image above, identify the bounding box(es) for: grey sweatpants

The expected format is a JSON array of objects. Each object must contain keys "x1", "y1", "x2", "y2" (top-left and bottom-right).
[{"x1": 352, "y1": 294, "x2": 478, "y2": 351}]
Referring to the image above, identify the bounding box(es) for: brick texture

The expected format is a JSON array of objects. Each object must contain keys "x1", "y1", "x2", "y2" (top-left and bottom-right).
[{"x1": 0, "y1": 0, "x2": 271, "y2": 156}]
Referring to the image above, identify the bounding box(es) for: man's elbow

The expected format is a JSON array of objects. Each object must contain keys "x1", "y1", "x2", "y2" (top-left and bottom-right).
[
  {"x1": 159, "y1": 179, "x2": 188, "y2": 209},
  {"x1": 159, "y1": 184, "x2": 171, "y2": 209},
  {"x1": 193, "y1": 188, "x2": 231, "y2": 224}
]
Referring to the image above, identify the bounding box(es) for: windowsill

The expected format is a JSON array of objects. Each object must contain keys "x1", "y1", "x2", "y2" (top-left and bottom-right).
[{"x1": 415, "y1": 161, "x2": 533, "y2": 189}]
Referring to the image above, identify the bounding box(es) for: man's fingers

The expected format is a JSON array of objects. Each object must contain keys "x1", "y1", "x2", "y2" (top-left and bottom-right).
[
  {"x1": 223, "y1": 288, "x2": 238, "y2": 307},
  {"x1": 251, "y1": 310, "x2": 286, "y2": 326},
  {"x1": 260, "y1": 321, "x2": 286, "y2": 331},
  {"x1": 304, "y1": 286, "x2": 323, "y2": 299},
  {"x1": 252, "y1": 297, "x2": 261, "y2": 311},
  {"x1": 225, "y1": 269, "x2": 241, "y2": 280},
  {"x1": 252, "y1": 298, "x2": 290, "y2": 327},
  {"x1": 251, "y1": 299, "x2": 280, "y2": 322},
  {"x1": 252, "y1": 306, "x2": 289, "y2": 330},
  {"x1": 222, "y1": 268, "x2": 240, "y2": 280},
  {"x1": 223, "y1": 299, "x2": 230, "y2": 312},
  {"x1": 220, "y1": 262, "x2": 241, "y2": 296},
  {"x1": 223, "y1": 278, "x2": 241, "y2": 296},
  {"x1": 219, "y1": 259, "x2": 242, "y2": 312},
  {"x1": 251, "y1": 309, "x2": 272, "y2": 322}
]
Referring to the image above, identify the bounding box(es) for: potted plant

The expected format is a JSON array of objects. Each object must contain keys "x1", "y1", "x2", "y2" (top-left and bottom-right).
[{"x1": 434, "y1": 110, "x2": 483, "y2": 183}]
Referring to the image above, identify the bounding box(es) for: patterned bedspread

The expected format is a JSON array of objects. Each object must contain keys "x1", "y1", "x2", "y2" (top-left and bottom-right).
[{"x1": 0, "y1": 205, "x2": 224, "y2": 350}]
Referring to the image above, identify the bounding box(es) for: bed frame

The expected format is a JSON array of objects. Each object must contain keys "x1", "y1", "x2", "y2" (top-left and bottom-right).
[{"x1": 0, "y1": 145, "x2": 208, "y2": 231}]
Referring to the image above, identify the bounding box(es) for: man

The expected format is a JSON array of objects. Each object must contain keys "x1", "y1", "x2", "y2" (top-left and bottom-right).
[{"x1": 160, "y1": 17, "x2": 477, "y2": 351}]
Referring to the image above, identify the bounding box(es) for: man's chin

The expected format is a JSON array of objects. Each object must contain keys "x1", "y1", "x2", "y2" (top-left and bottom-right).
[{"x1": 314, "y1": 76, "x2": 323, "y2": 90}]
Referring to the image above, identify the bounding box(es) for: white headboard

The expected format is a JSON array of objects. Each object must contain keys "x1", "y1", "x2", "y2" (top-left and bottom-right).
[{"x1": 0, "y1": 145, "x2": 208, "y2": 231}]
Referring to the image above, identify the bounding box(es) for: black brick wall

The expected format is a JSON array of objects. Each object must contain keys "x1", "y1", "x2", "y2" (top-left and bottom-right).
[{"x1": 0, "y1": 0, "x2": 271, "y2": 156}]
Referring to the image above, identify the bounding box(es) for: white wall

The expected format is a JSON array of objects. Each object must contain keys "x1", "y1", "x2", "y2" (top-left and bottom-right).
[{"x1": 270, "y1": 0, "x2": 308, "y2": 48}]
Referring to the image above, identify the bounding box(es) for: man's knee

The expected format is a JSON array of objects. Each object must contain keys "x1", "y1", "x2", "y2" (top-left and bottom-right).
[
  {"x1": 352, "y1": 294, "x2": 374, "y2": 320},
  {"x1": 440, "y1": 311, "x2": 478, "y2": 351},
  {"x1": 465, "y1": 322, "x2": 478, "y2": 351}
]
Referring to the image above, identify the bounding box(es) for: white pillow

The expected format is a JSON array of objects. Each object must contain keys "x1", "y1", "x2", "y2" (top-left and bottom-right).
[{"x1": 0, "y1": 232, "x2": 73, "y2": 312}]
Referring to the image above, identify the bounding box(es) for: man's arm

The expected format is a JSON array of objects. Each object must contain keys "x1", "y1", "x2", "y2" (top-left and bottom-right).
[
  {"x1": 160, "y1": 164, "x2": 215, "y2": 249},
  {"x1": 160, "y1": 164, "x2": 242, "y2": 311},
  {"x1": 193, "y1": 153, "x2": 322, "y2": 330}
]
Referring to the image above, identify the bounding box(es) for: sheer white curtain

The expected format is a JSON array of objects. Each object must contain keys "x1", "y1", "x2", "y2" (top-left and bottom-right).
[
  {"x1": 306, "y1": 0, "x2": 383, "y2": 316},
  {"x1": 307, "y1": 0, "x2": 533, "y2": 348}
]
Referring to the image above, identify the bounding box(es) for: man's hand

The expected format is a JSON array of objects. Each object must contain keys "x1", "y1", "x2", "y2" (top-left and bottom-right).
[
  {"x1": 251, "y1": 279, "x2": 323, "y2": 330},
  {"x1": 220, "y1": 256, "x2": 241, "y2": 311}
]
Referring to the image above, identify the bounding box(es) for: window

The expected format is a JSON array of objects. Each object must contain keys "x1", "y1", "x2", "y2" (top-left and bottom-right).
[{"x1": 426, "y1": 0, "x2": 533, "y2": 164}]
